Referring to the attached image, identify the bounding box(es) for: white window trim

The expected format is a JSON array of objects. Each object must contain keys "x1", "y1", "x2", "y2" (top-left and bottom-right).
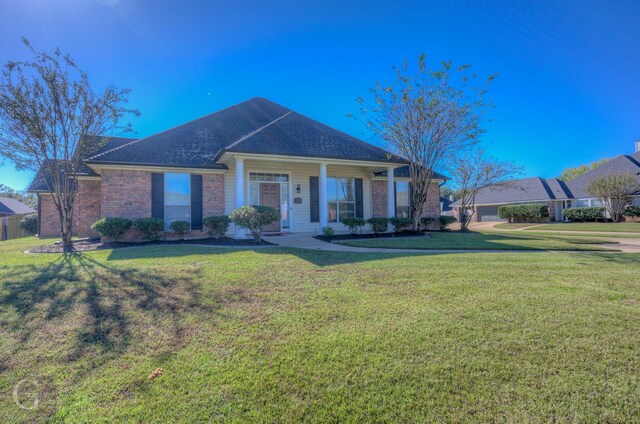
[{"x1": 327, "y1": 176, "x2": 357, "y2": 223}]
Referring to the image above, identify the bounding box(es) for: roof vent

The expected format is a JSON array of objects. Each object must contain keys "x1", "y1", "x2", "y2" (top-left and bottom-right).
[{"x1": 636, "y1": 140, "x2": 640, "y2": 153}]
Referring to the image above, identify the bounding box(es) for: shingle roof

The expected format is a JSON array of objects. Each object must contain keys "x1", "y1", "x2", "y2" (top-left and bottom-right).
[
  {"x1": 0, "y1": 197, "x2": 35, "y2": 215},
  {"x1": 450, "y1": 177, "x2": 568, "y2": 207},
  {"x1": 86, "y1": 97, "x2": 406, "y2": 167},
  {"x1": 28, "y1": 136, "x2": 137, "y2": 191},
  {"x1": 373, "y1": 166, "x2": 449, "y2": 180},
  {"x1": 565, "y1": 154, "x2": 640, "y2": 198},
  {"x1": 450, "y1": 151, "x2": 640, "y2": 207}
]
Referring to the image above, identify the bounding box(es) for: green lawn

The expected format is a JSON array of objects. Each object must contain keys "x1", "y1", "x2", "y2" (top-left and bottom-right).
[
  {"x1": 2, "y1": 237, "x2": 640, "y2": 422},
  {"x1": 524, "y1": 222, "x2": 640, "y2": 233},
  {"x1": 336, "y1": 231, "x2": 618, "y2": 251},
  {"x1": 493, "y1": 223, "x2": 538, "y2": 229}
]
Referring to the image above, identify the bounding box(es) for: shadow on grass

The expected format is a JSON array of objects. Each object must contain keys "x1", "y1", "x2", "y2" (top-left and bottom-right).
[{"x1": 0, "y1": 251, "x2": 228, "y2": 370}]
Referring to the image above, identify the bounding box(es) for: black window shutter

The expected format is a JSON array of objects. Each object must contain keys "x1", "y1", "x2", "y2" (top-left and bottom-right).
[
  {"x1": 151, "y1": 173, "x2": 164, "y2": 219},
  {"x1": 191, "y1": 174, "x2": 203, "y2": 230},
  {"x1": 309, "y1": 176, "x2": 319, "y2": 223},
  {"x1": 394, "y1": 182, "x2": 397, "y2": 216},
  {"x1": 355, "y1": 178, "x2": 364, "y2": 218}
]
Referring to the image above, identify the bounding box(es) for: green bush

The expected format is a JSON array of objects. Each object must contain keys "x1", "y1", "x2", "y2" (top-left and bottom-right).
[
  {"x1": 389, "y1": 217, "x2": 412, "y2": 233},
  {"x1": 420, "y1": 216, "x2": 435, "y2": 230},
  {"x1": 439, "y1": 215, "x2": 456, "y2": 230},
  {"x1": 230, "y1": 205, "x2": 280, "y2": 244},
  {"x1": 203, "y1": 215, "x2": 230, "y2": 239},
  {"x1": 563, "y1": 207, "x2": 605, "y2": 222},
  {"x1": 169, "y1": 220, "x2": 190, "y2": 239},
  {"x1": 133, "y1": 217, "x2": 164, "y2": 241},
  {"x1": 91, "y1": 217, "x2": 132, "y2": 242},
  {"x1": 20, "y1": 213, "x2": 38, "y2": 234},
  {"x1": 498, "y1": 203, "x2": 549, "y2": 223},
  {"x1": 321, "y1": 226, "x2": 335, "y2": 239},
  {"x1": 367, "y1": 217, "x2": 389, "y2": 234},
  {"x1": 623, "y1": 206, "x2": 640, "y2": 222},
  {"x1": 341, "y1": 217, "x2": 366, "y2": 234}
]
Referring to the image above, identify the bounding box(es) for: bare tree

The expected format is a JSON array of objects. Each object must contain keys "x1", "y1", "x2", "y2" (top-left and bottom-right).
[
  {"x1": 0, "y1": 38, "x2": 138, "y2": 251},
  {"x1": 355, "y1": 54, "x2": 497, "y2": 230},
  {"x1": 449, "y1": 149, "x2": 521, "y2": 230},
  {"x1": 586, "y1": 174, "x2": 640, "y2": 222}
]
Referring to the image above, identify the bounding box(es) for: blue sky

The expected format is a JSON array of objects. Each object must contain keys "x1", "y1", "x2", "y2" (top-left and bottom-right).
[{"x1": 1, "y1": 0, "x2": 639, "y2": 190}]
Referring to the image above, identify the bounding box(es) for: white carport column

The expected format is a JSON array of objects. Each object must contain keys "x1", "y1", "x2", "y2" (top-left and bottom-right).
[
  {"x1": 235, "y1": 157, "x2": 245, "y2": 238},
  {"x1": 387, "y1": 166, "x2": 395, "y2": 220},
  {"x1": 319, "y1": 163, "x2": 328, "y2": 227}
]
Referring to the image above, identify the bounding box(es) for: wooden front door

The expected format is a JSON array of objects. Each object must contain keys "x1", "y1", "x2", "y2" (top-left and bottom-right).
[{"x1": 260, "y1": 183, "x2": 281, "y2": 232}]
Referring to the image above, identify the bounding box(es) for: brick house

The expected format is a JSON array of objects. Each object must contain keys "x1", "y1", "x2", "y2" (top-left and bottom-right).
[
  {"x1": 451, "y1": 144, "x2": 640, "y2": 223},
  {"x1": 29, "y1": 98, "x2": 446, "y2": 239}
]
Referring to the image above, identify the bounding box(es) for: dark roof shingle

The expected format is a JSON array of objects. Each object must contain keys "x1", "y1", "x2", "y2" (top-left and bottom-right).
[{"x1": 86, "y1": 98, "x2": 406, "y2": 167}]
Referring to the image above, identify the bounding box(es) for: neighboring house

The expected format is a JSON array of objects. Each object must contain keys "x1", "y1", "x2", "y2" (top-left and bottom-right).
[
  {"x1": 0, "y1": 197, "x2": 35, "y2": 241},
  {"x1": 29, "y1": 97, "x2": 446, "y2": 239},
  {"x1": 451, "y1": 144, "x2": 640, "y2": 222},
  {"x1": 440, "y1": 195, "x2": 454, "y2": 216}
]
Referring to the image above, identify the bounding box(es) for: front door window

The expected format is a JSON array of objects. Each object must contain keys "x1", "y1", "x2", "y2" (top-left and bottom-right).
[{"x1": 248, "y1": 173, "x2": 290, "y2": 229}]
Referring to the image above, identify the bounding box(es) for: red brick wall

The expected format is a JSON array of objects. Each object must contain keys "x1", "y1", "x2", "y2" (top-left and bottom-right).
[
  {"x1": 74, "y1": 179, "x2": 101, "y2": 236},
  {"x1": 203, "y1": 174, "x2": 225, "y2": 217},
  {"x1": 371, "y1": 179, "x2": 441, "y2": 220},
  {"x1": 101, "y1": 169, "x2": 152, "y2": 219},
  {"x1": 38, "y1": 194, "x2": 60, "y2": 237},
  {"x1": 39, "y1": 170, "x2": 225, "y2": 240},
  {"x1": 372, "y1": 180, "x2": 387, "y2": 218}
]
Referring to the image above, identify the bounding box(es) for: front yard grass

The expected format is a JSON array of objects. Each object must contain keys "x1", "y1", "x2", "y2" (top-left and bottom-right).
[
  {"x1": 493, "y1": 223, "x2": 538, "y2": 229},
  {"x1": 1, "y1": 237, "x2": 640, "y2": 422},
  {"x1": 524, "y1": 222, "x2": 640, "y2": 233},
  {"x1": 336, "y1": 231, "x2": 618, "y2": 251}
]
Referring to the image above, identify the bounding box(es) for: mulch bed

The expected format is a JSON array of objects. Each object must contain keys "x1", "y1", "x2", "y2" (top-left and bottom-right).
[
  {"x1": 27, "y1": 237, "x2": 274, "y2": 254},
  {"x1": 315, "y1": 230, "x2": 439, "y2": 242}
]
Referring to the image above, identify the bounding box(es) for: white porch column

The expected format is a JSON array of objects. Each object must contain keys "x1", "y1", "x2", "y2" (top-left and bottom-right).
[
  {"x1": 387, "y1": 166, "x2": 395, "y2": 219},
  {"x1": 319, "y1": 163, "x2": 328, "y2": 227},
  {"x1": 235, "y1": 158, "x2": 245, "y2": 238}
]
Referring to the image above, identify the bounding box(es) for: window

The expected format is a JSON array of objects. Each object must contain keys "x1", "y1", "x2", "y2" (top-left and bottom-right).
[
  {"x1": 165, "y1": 173, "x2": 190, "y2": 230},
  {"x1": 327, "y1": 177, "x2": 355, "y2": 222},
  {"x1": 395, "y1": 181, "x2": 410, "y2": 218}
]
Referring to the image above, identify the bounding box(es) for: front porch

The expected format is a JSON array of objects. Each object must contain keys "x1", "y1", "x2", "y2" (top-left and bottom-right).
[{"x1": 222, "y1": 155, "x2": 400, "y2": 238}]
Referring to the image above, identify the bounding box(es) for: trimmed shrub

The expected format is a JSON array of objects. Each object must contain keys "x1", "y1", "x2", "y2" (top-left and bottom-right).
[
  {"x1": 20, "y1": 213, "x2": 38, "y2": 234},
  {"x1": 342, "y1": 217, "x2": 366, "y2": 234},
  {"x1": 91, "y1": 217, "x2": 132, "y2": 242},
  {"x1": 623, "y1": 206, "x2": 640, "y2": 222},
  {"x1": 389, "y1": 217, "x2": 412, "y2": 233},
  {"x1": 367, "y1": 217, "x2": 389, "y2": 234},
  {"x1": 439, "y1": 215, "x2": 456, "y2": 230},
  {"x1": 169, "y1": 220, "x2": 190, "y2": 239},
  {"x1": 498, "y1": 203, "x2": 549, "y2": 223},
  {"x1": 134, "y1": 218, "x2": 164, "y2": 241},
  {"x1": 203, "y1": 215, "x2": 230, "y2": 239},
  {"x1": 321, "y1": 226, "x2": 335, "y2": 239},
  {"x1": 420, "y1": 216, "x2": 435, "y2": 230},
  {"x1": 562, "y1": 207, "x2": 605, "y2": 222},
  {"x1": 230, "y1": 205, "x2": 280, "y2": 244}
]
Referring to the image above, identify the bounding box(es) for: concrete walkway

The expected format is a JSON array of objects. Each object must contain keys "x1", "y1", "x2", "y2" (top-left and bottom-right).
[{"x1": 261, "y1": 233, "x2": 636, "y2": 254}]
